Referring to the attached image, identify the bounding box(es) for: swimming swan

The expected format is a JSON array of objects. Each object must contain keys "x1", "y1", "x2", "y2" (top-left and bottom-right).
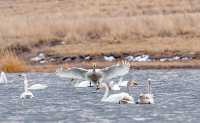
[
  {"x1": 19, "y1": 74, "x2": 48, "y2": 99},
  {"x1": 74, "y1": 80, "x2": 94, "y2": 88},
  {"x1": 118, "y1": 77, "x2": 129, "y2": 87},
  {"x1": 97, "y1": 83, "x2": 134, "y2": 104},
  {"x1": 56, "y1": 61, "x2": 130, "y2": 87},
  {"x1": 109, "y1": 78, "x2": 138, "y2": 91},
  {"x1": 0, "y1": 72, "x2": 8, "y2": 84},
  {"x1": 28, "y1": 84, "x2": 48, "y2": 90},
  {"x1": 109, "y1": 81, "x2": 121, "y2": 90},
  {"x1": 138, "y1": 79, "x2": 154, "y2": 104},
  {"x1": 19, "y1": 74, "x2": 34, "y2": 99}
]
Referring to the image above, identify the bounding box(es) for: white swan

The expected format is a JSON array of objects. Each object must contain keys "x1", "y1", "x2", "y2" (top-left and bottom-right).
[
  {"x1": 138, "y1": 79, "x2": 154, "y2": 104},
  {"x1": 118, "y1": 77, "x2": 129, "y2": 87},
  {"x1": 0, "y1": 72, "x2": 8, "y2": 84},
  {"x1": 74, "y1": 80, "x2": 94, "y2": 88},
  {"x1": 109, "y1": 81, "x2": 120, "y2": 90},
  {"x1": 97, "y1": 83, "x2": 134, "y2": 104},
  {"x1": 108, "y1": 78, "x2": 138, "y2": 91},
  {"x1": 28, "y1": 84, "x2": 48, "y2": 90},
  {"x1": 56, "y1": 61, "x2": 130, "y2": 87},
  {"x1": 20, "y1": 74, "x2": 34, "y2": 99},
  {"x1": 19, "y1": 74, "x2": 48, "y2": 99}
]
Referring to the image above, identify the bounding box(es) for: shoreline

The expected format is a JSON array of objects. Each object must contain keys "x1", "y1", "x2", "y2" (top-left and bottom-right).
[{"x1": 26, "y1": 60, "x2": 200, "y2": 73}]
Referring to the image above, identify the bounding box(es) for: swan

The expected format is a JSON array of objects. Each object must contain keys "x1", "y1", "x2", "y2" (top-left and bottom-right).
[
  {"x1": 97, "y1": 83, "x2": 134, "y2": 104},
  {"x1": 0, "y1": 72, "x2": 8, "y2": 84},
  {"x1": 19, "y1": 74, "x2": 34, "y2": 99},
  {"x1": 108, "y1": 78, "x2": 138, "y2": 91},
  {"x1": 108, "y1": 81, "x2": 121, "y2": 90},
  {"x1": 118, "y1": 77, "x2": 129, "y2": 87},
  {"x1": 138, "y1": 79, "x2": 154, "y2": 104},
  {"x1": 74, "y1": 80, "x2": 94, "y2": 88},
  {"x1": 19, "y1": 74, "x2": 48, "y2": 99},
  {"x1": 28, "y1": 84, "x2": 48, "y2": 90},
  {"x1": 56, "y1": 61, "x2": 130, "y2": 87}
]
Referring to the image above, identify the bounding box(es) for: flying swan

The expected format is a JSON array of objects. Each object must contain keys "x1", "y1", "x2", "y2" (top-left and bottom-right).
[{"x1": 56, "y1": 61, "x2": 130, "y2": 87}]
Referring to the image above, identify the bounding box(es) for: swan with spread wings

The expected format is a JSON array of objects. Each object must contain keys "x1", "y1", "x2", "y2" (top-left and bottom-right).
[{"x1": 56, "y1": 61, "x2": 130, "y2": 87}]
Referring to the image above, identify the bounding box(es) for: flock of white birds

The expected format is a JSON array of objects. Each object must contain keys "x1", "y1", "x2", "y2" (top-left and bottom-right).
[
  {"x1": 56, "y1": 61, "x2": 154, "y2": 104},
  {"x1": 0, "y1": 72, "x2": 48, "y2": 99},
  {"x1": 0, "y1": 61, "x2": 154, "y2": 104}
]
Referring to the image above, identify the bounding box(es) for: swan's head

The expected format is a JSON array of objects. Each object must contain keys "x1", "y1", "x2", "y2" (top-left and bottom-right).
[
  {"x1": 18, "y1": 73, "x2": 27, "y2": 78},
  {"x1": 128, "y1": 80, "x2": 138, "y2": 87},
  {"x1": 92, "y1": 63, "x2": 96, "y2": 69},
  {"x1": 70, "y1": 78, "x2": 75, "y2": 82},
  {"x1": 139, "y1": 94, "x2": 153, "y2": 101},
  {"x1": 140, "y1": 94, "x2": 150, "y2": 100}
]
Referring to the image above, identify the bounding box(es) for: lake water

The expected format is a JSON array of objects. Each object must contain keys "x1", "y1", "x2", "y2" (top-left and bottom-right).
[{"x1": 0, "y1": 69, "x2": 200, "y2": 123}]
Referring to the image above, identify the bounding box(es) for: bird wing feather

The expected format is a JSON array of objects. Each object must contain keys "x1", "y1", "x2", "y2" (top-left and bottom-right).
[
  {"x1": 102, "y1": 61, "x2": 130, "y2": 80},
  {"x1": 56, "y1": 67, "x2": 88, "y2": 80}
]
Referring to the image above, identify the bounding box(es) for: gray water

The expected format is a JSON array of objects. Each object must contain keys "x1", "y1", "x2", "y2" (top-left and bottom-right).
[{"x1": 0, "y1": 69, "x2": 200, "y2": 123}]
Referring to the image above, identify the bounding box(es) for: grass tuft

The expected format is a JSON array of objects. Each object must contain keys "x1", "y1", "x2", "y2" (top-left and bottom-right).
[{"x1": 0, "y1": 50, "x2": 29, "y2": 72}]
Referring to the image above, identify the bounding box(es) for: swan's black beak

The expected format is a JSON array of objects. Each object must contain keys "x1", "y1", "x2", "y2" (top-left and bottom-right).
[
  {"x1": 96, "y1": 87, "x2": 100, "y2": 90},
  {"x1": 134, "y1": 82, "x2": 138, "y2": 85},
  {"x1": 96, "y1": 85, "x2": 100, "y2": 90}
]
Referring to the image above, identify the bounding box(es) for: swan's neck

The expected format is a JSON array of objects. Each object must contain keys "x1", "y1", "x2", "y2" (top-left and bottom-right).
[
  {"x1": 92, "y1": 67, "x2": 96, "y2": 73},
  {"x1": 127, "y1": 85, "x2": 130, "y2": 94},
  {"x1": 118, "y1": 77, "x2": 123, "y2": 84},
  {"x1": 0, "y1": 72, "x2": 3, "y2": 78},
  {"x1": 148, "y1": 80, "x2": 151, "y2": 94},
  {"x1": 24, "y1": 75, "x2": 28, "y2": 92},
  {"x1": 0, "y1": 72, "x2": 7, "y2": 82},
  {"x1": 101, "y1": 83, "x2": 109, "y2": 101}
]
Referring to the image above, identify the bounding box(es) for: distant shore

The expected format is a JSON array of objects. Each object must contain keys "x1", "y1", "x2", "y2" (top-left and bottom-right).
[{"x1": 26, "y1": 60, "x2": 200, "y2": 73}]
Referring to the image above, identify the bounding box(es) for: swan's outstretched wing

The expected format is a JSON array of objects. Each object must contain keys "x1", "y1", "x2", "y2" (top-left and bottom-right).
[
  {"x1": 56, "y1": 67, "x2": 88, "y2": 80},
  {"x1": 102, "y1": 61, "x2": 130, "y2": 80}
]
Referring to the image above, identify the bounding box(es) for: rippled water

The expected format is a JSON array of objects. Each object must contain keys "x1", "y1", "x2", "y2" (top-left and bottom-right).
[{"x1": 0, "y1": 69, "x2": 200, "y2": 123}]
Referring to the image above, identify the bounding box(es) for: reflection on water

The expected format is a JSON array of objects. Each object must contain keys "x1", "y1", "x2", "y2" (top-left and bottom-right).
[{"x1": 0, "y1": 69, "x2": 200, "y2": 123}]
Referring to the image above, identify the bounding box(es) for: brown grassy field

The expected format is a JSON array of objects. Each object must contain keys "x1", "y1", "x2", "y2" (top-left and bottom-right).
[{"x1": 0, "y1": 0, "x2": 200, "y2": 72}]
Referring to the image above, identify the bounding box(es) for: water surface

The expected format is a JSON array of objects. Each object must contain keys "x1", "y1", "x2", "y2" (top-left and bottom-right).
[{"x1": 0, "y1": 69, "x2": 200, "y2": 123}]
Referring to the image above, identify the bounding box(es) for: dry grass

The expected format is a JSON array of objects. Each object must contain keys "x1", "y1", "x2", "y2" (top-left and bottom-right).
[
  {"x1": 0, "y1": 0, "x2": 200, "y2": 59},
  {"x1": 0, "y1": 50, "x2": 28, "y2": 72},
  {"x1": 1, "y1": 13, "x2": 200, "y2": 56}
]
